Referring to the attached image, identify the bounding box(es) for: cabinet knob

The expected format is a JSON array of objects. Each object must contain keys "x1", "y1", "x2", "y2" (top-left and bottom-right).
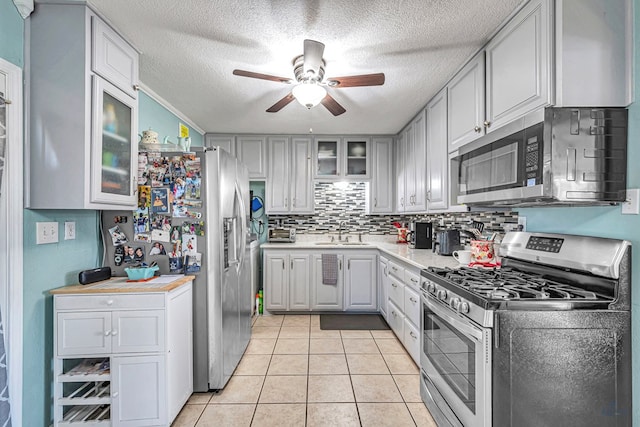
[
  {"x1": 104, "y1": 330, "x2": 111, "y2": 336},
  {"x1": 474, "y1": 126, "x2": 482, "y2": 133},
  {"x1": 483, "y1": 121, "x2": 491, "y2": 128},
  {"x1": 410, "y1": 297, "x2": 418, "y2": 303},
  {"x1": 106, "y1": 299, "x2": 114, "y2": 306},
  {"x1": 410, "y1": 331, "x2": 417, "y2": 339},
  {"x1": 111, "y1": 330, "x2": 118, "y2": 336},
  {"x1": 374, "y1": 198, "x2": 377, "y2": 207},
  {"x1": 112, "y1": 392, "x2": 119, "y2": 398}
]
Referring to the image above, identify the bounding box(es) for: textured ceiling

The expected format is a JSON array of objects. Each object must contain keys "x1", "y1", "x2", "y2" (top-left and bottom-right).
[{"x1": 88, "y1": 0, "x2": 524, "y2": 135}]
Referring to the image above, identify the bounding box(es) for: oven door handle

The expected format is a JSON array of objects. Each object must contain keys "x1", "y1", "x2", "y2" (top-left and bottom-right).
[{"x1": 424, "y1": 293, "x2": 484, "y2": 342}]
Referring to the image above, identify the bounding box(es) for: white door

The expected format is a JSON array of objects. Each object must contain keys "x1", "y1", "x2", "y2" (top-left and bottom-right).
[
  {"x1": 290, "y1": 137, "x2": 314, "y2": 213},
  {"x1": 426, "y1": 89, "x2": 449, "y2": 210},
  {"x1": 311, "y1": 254, "x2": 344, "y2": 310},
  {"x1": 236, "y1": 136, "x2": 267, "y2": 179},
  {"x1": 0, "y1": 58, "x2": 22, "y2": 426},
  {"x1": 370, "y1": 137, "x2": 394, "y2": 214},
  {"x1": 265, "y1": 137, "x2": 289, "y2": 213},
  {"x1": 289, "y1": 255, "x2": 310, "y2": 310},
  {"x1": 395, "y1": 134, "x2": 406, "y2": 213},
  {"x1": 411, "y1": 112, "x2": 427, "y2": 211},
  {"x1": 264, "y1": 253, "x2": 288, "y2": 310},
  {"x1": 111, "y1": 310, "x2": 165, "y2": 353},
  {"x1": 344, "y1": 254, "x2": 377, "y2": 311}
]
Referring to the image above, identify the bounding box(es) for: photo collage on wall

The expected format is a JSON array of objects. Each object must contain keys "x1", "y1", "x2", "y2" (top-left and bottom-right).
[{"x1": 112, "y1": 151, "x2": 204, "y2": 274}]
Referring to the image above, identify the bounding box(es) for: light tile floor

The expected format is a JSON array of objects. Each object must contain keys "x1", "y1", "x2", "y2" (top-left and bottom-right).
[{"x1": 172, "y1": 314, "x2": 438, "y2": 427}]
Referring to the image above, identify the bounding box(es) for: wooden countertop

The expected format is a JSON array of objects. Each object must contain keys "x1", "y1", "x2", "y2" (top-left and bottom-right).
[{"x1": 50, "y1": 275, "x2": 196, "y2": 295}]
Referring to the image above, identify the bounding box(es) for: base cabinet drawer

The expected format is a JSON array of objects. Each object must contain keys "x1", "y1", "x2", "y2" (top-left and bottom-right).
[
  {"x1": 403, "y1": 318, "x2": 420, "y2": 365},
  {"x1": 388, "y1": 276, "x2": 405, "y2": 310},
  {"x1": 403, "y1": 286, "x2": 421, "y2": 328},
  {"x1": 387, "y1": 300, "x2": 405, "y2": 339}
]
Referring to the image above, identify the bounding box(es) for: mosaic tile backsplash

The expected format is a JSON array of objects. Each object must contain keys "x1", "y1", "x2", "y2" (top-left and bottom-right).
[{"x1": 268, "y1": 182, "x2": 519, "y2": 238}]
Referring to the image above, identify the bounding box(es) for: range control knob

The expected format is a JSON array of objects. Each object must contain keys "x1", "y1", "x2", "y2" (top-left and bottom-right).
[
  {"x1": 450, "y1": 297, "x2": 460, "y2": 310},
  {"x1": 427, "y1": 282, "x2": 436, "y2": 294},
  {"x1": 458, "y1": 301, "x2": 470, "y2": 314},
  {"x1": 437, "y1": 289, "x2": 448, "y2": 301}
]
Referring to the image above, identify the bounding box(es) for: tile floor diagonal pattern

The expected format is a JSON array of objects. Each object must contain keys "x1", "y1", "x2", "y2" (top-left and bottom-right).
[{"x1": 172, "y1": 314, "x2": 438, "y2": 427}]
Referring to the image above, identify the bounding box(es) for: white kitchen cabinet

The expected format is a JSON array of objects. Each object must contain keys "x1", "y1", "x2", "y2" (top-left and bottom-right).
[
  {"x1": 28, "y1": 2, "x2": 139, "y2": 209},
  {"x1": 266, "y1": 136, "x2": 314, "y2": 214},
  {"x1": 367, "y1": 137, "x2": 394, "y2": 214},
  {"x1": 314, "y1": 137, "x2": 370, "y2": 179},
  {"x1": 396, "y1": 112, "x2": 427, "y2": 213},
  {"x1": 92, "y1": 17, "x2": 139, "y2": 99},
  {"x1": 485, "y1": 0, "x2": 552, "y2": 133},
  {"x1": 264, "y1": 251, "x2": 311, "y2": 311},
  {"x1": 387, "y1": 300, "x2": 405, "y2": 341},
  {"x1": 403, "y1": 319, "x2": 420, "y2": 364},
  {"x1": 378, "y1": 257, "x2": 390, "y2": 319},
  {"x1": 403, "y1": 283, "x2": 421, "y2": 329},
  {"x1": 311, "y1": 253, "x2": 344, "y2": 310},
  {"x1": 447, "y1": 52, "x2": 485, "y2": 152},
  {"x1": 52, "y1": 281, "x2": 193, "y2": 427},
  {"x1": 289, "y1": 254, "x2": 311, "y2": 310},
  {"x1": 426, "y1": 89, "x2": 449, "y2": 211},
  {"x1": 236, "y1": 136, "x2": 267, "y2": 179},
  {"x1": 344, "y1": 253, "x2": 377, "y2": 311},
  {"x1": 204, "y1": 134, "x2": 236, "y2": 156},
  {"x1": 395, "y1": 133, "x2": 406, "y2": 212}
]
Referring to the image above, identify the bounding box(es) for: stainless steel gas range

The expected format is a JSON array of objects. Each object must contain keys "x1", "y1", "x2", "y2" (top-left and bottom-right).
[{"x1": 419, "y1": 232, "x2": 632, "y2": 427}]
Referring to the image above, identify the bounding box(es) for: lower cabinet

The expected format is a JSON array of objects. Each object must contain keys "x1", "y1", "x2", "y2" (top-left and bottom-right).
[
  {"x1": 387, "y1": 299, "x2": 405, "y2": 339},
  {"x1": 311, "y1": 254, "x2": 344, "y2": 310},
  {"x1": 344, "y1": 253, "x2": 377, "y2": 311},
  {"x1": 52, "y1": 282, "x2": 193, "y2": 427},
  {"x1": 378, "y1": 257, "x2": 390, "y2": 319},
  {"x1": 264, "y1": 249, "x2": 377, "y2": 312}
]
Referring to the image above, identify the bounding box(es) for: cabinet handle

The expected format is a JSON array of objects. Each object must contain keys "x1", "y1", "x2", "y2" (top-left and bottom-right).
[
  {"x1": 104, "y1": 330, "x2": 111, "y2": 336},
  {"x1": 106, "y1": 299, "x2": 114, "y2": 306},
  {"x1": 292, "y1": 198, "x2": 296, "y2": 207},
  {"x1": 383, "y1": 266, "x2": 387, "y2": 276},
  {"x1": 133, "y1": 177, "x2": 138, "y2": 195},
  {"x1": 391, "y1": 266, "x2": 398, "y2": 271},
  {"x1": 410, "y1": 331, "x2": 417, "y2": 339},
  {"x1": 474, "y1": 125, "x2": 482, "y2": 133},
  {"x1": 339, "y1": 260, "x2": 342, "y2": 270},
  {"x1": 410, "y1": 297, "x2": 418, "y2": 303},
  {"x1": 285, "y1": 198, "x2": 288, "y2": 207},
  {"x1": 133, "y1": 84, "x2": 140, "y2": 91},
  {"x1": 291, "y1": 260, "x2": 293, "y2": 269},
  {"x1": 400, "y1": 197, "x2": 404, "y2": 207},
  {"x1": 410, "y1": 278, "x2": 418, "y2": 284},
  {"x1": 374, "y1": 198, "x2": 378, "y2": 207},
  {"x1": 282, "y1": 260, "x2": 285, "y2": 270},
  {"x1": 483, "y1": 121, "x2": 491, "y2": 128},
  {"x1": 391, "y1": 283, "x2": 397, "y2": 288},
  {"x1": 392, "y1": 310, "x2": 397, "y2": 317},
  {"x1": 112, "y1": 391, "x2": 119, "y2": 398},
  {"x1": 348, "y1": 260, "x2": 351, "y2": 270}
]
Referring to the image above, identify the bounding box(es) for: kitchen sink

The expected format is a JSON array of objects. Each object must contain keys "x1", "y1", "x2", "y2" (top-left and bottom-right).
[
  {"x1": 315, "y1": 242, "x2": 337, "y2": 245},
  {"x1": 313, "y1": 241, "x2": 369, "y2": 246}
]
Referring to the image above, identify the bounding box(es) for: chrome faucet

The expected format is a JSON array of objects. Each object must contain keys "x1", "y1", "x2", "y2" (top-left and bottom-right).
[{"x1": 338, "y1": 221, "x2": 348, "y2": 241}]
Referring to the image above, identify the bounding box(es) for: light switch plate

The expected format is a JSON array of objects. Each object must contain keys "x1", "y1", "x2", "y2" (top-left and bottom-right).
[
  {"x1": 517, "y1": 216, "x2": 527, "y2": 231},
  {"x1": 621, "y1": 189, "x2": 639, "y2": 215},
  {"x1": 36, "y1": 222, "x2": 59, "y2": 244},
  {"x1": 64, "y1": 221, "x2": 76, "y2": 240}
]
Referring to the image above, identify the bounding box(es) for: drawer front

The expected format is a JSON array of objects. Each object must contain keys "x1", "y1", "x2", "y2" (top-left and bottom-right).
[
  {"x1": 403, "y1": 286, "x2": 421, "y2": 327},
  {"x1": 404, "y1": 269, "x2": 421, "y2": 289},
  {"x1": 387, "y1": 260, "x2": 405, "y2": 280},
  {"x1": 55, "y1": 293, "x2": 165, "y2": 311},
  {"x1": 403, "y1": 318, "x2": 420, "y2": 365},
  {"x1": 387, "y1": 300, "x2": 405, "y2": 340},
  {"x1": 57, "y1": 311, "x2": 111, "y2": 356},
  {"x1": 388, "y1": 276, "x2": 405, "y2": 310}
]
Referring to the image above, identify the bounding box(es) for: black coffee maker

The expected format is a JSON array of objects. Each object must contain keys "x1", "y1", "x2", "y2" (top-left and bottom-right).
[{"x1": 409, "y1": 222, "x2": 433, "y2": 249}]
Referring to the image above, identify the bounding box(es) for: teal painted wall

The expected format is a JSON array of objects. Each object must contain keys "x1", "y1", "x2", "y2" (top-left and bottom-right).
[
  {"x1": 138, "y1": 91, "x2": 204, "y2": 147},
  {"x1": 0, "y1": 0, "x2": 23, "y2": 67},
  {"x1": 516, "y1": 1, "x2": 640, "y2": 422},
  {"x1": 249, "y1": 181, "x2": 269, "y2": 244}
]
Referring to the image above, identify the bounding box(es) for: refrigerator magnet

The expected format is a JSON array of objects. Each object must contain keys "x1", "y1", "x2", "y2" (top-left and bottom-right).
[
  {"x1": 151, "y1": 188, "x2": 170, "y2": 214},
  {"x1": 151, "y1": 229, "x2": 170, "y2": 243},
  {"x1": 108, "y1": 225, "x2": 128, "y2": 246}
]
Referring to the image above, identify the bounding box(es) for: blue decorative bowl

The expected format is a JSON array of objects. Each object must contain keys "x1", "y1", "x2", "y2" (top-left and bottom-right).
[{"x1": 124, "y1": 265, "x2": 159, "y2": 281}]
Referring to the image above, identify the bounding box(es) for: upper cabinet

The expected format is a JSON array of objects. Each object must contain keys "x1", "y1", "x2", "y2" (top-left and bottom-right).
[
  {"x1": 265, "y1": 136, "x2": 314, "y2": 214},
  {"x1": 367, "y1": 137, "x2": 394, "y2": 214},
  {"x1": 236, "y1": 136, "x2": 267, "y2": 179},
  {"x1": 204, "y1": 134, "x2": 236, "y2": 156},
  {"x1": 446, "y1": 0, "x2": 631, "y2": 153},
  {"x1": 27, "y1": 2, "x2": 140, "y2": 209},
  {"x1": 426, "y1": 89, "x2": 449, "y2": 211},
  {"x1": 314, "y1": 137, "x2": 370, "y2": 179},
  {"x1": 448, "y1": 0, "x2": 551, "y2": 153},
  {"x1": 396, "y1": 112, "x2": 427, "y2": 213}
]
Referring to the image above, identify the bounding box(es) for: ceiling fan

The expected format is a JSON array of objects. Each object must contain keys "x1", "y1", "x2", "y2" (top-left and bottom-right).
[{"x1": 233, "y1": 39, "x2": 385, "y2": 116}]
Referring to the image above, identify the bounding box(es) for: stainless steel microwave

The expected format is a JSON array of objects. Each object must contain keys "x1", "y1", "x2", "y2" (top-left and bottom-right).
[{"x1": 451, "y1": 108, "x2": 628, "y2": 207}]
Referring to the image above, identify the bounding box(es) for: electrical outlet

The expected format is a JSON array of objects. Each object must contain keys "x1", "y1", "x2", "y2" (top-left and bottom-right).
[
  {"x1": 517, "y1": 216, "x2": 527, "y2": 231},
  {"x1": 621, "y1": 189, "x2": 639, "y2": 215},
  {"x1": 36, "y1": 222, "x2": 59, "y2": 244},
  {"x1": 64, "y1": 221, "x2": 76, "y2": 240}
]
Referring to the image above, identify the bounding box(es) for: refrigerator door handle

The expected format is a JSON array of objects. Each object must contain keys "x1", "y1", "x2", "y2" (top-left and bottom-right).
[{"x1": 234, "y1": 182, "x2": 248, "y2": 274}]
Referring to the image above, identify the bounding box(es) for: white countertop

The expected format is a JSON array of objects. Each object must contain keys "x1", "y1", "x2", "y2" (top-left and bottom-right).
[{"x1": 262, "y1": 237, "x2": 460, "y2": 270}]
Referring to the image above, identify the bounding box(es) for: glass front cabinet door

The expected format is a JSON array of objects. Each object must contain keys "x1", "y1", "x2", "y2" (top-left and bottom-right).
[
  {"x1": 344, "y1": 138, "x2": 370, "y2": 178},
  {"x1": 91, "y1": 76, "x2": 138, "y2": 206},
  {"x1": 315, "y1": 138, "x2": 339, "y2": 177},
  {"x1": 314, "y1": 137, "x2": 370, "y2": 178}
]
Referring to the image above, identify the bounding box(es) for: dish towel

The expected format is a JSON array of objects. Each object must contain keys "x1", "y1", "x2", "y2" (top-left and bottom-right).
[{"x1": 321, "y1": 254, "x2": 338, "y2": 286}]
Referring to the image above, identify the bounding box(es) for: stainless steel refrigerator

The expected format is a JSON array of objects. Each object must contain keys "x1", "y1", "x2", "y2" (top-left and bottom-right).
[{"x1": 101, "y1": 147, "x2": 252, "y2": 391}]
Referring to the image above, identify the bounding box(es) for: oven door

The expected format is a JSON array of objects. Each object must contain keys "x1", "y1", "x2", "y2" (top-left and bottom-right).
[{"x1": 421, "y1": 292, "x2": 492, "y2": 427}]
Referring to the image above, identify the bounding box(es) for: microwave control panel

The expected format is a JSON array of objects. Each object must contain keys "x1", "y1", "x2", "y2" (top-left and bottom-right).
[{"x1": 524, "y1": 123, "x2": 543, "y2": 186}]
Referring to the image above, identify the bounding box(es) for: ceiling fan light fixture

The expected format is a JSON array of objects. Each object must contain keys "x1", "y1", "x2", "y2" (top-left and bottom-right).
[{"x1": 292, "y1": 82, "x2": 327, "y2": 109}]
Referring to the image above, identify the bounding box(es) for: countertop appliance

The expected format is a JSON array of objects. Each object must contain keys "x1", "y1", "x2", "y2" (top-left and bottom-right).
[
  {"x1": 432, "y1": 230, "x2": 460, "y2": 255},
  {"x1": 409, "y1": 222, "x2": 432, "y2": 249},
  {"x1": 101, "y1": 147, "x2": 252, "y2": 392},
  {"x1": 451, "y1": 107, "x2": 628, "y2": 207},
  {"x1": 267, "y1": 227, "x2": 296, "y2": 243},
  {"x1": 419, "y1": 232, "x2": 631, "y2": 427}
]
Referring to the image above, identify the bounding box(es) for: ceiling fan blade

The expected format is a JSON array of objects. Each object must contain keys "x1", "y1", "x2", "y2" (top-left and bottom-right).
[
  {"x1": 326, "y1": 73, "x2": 385, "y2": 88},
  {"x1": 321, "y1": 94, "x2": 346, "y2": 116},
  {"x1": 233, "y1": 69, "x2": 293, "y2": 84},
  {"x1": 266, "y1": 93, "x2": 295, "y2": 113},
  {"x1": 303, "y1": 39, "x2": 325, "y2": 77}
]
